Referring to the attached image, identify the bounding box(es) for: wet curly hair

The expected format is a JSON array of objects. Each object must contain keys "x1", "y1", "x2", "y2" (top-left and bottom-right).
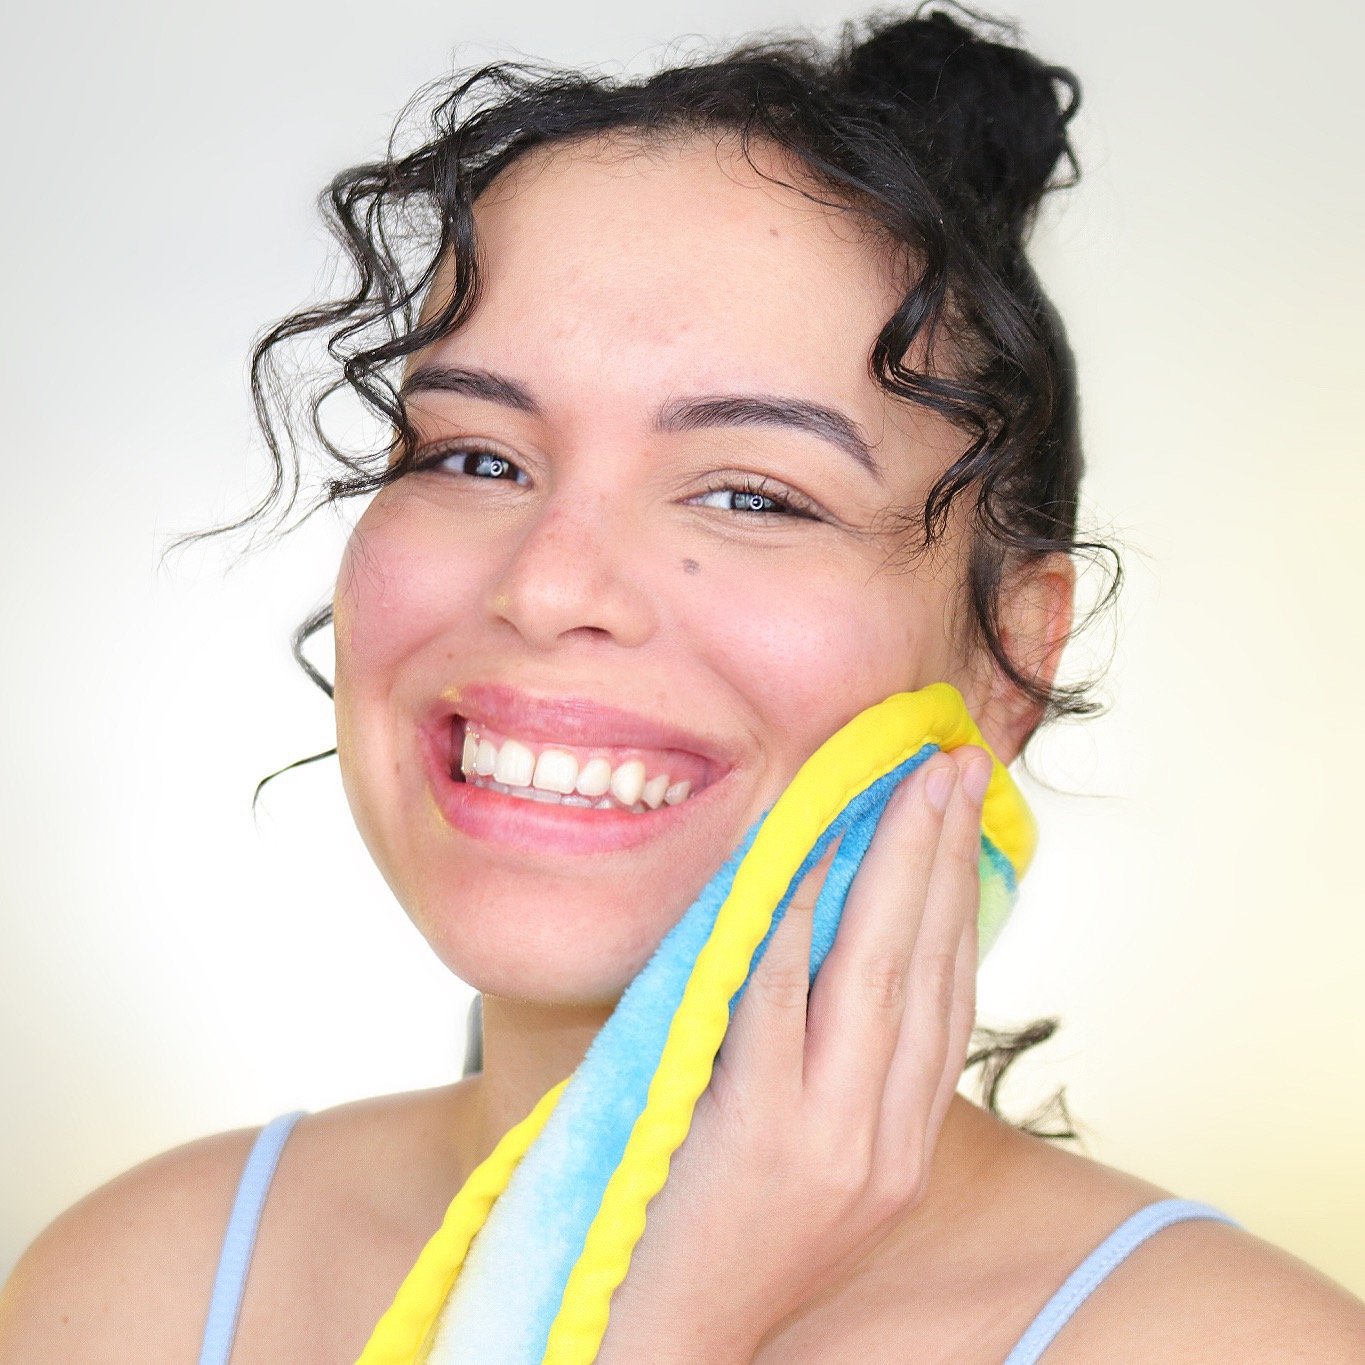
[{"x1": 171, "y1": 0, "x2": 1124, "y2": 1145}]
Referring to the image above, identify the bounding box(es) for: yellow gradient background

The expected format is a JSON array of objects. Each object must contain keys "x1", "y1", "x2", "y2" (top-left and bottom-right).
[{"x1": 1, "y1": 0, "x2": 1361, "y2": 1305}]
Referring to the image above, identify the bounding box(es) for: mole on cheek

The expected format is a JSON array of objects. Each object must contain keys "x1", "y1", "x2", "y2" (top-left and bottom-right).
[{"x1": 681, "y1": 558, "x2": 700, "y2": 575}]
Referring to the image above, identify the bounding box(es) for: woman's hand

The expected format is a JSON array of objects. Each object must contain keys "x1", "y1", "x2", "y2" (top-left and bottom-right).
[{"x1": 594, "y1": 743, "x2": 994, "y2": 1363}]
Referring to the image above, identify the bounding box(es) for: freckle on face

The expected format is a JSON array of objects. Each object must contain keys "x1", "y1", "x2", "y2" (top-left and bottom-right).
[{"x1": 682, "y1": 558, "x2": 700, "y2": 575}]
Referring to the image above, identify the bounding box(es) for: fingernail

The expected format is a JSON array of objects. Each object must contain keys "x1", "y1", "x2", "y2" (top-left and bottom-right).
[
  {"x1": 962, "y1": 756, "x2": 991, "y2": 806},
  {"x1": 925, "y1": 763, "x2": 956, "y2": 813}
]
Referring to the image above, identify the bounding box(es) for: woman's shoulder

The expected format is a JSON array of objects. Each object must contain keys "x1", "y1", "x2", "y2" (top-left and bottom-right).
[
  {"x1": 859, "y1": 1119, "x2": 1365, "y2": 1364},
  {"x1": 0, "y1": 1083, "x2": 466, "y2": 1364},
  {"x1": 0, "y1": 1121, "x2": 270, "y2": 1361},
  {"x1": 1005, "y1": 1132, "x2": 1364, "y2": 1362}
]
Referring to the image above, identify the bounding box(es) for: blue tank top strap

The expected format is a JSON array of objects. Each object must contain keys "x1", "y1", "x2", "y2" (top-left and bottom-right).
[
  {"x1": 1001, "y1": 1197, "x2": 1242, "y2": 1364},
  {"x1": 197, "y1": 1111, "x2": 309, "y2": 1365}
]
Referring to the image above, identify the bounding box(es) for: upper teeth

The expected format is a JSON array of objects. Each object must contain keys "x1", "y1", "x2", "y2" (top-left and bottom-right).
[{"x1": 460, "y1": 726, "x2": 693, "y2": 811}]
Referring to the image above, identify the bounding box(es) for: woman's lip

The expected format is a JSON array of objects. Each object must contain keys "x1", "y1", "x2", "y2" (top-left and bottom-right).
[
  {"x1": 419, "y1": 719, "x2": 732, "y2": 855},
  {"x1": 430, "y1": 681, "x2": 739, "y2": 787}
]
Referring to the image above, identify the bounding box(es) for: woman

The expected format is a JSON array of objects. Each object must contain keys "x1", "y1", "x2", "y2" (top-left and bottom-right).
[{"x1": 3, "y1": 4, "x2": 1362, "y2": 1360}]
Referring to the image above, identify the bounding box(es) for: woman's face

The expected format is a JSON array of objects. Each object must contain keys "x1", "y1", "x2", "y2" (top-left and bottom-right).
[{"x1": 332, "y1": 134, "x2": 996, "y2": 1006}]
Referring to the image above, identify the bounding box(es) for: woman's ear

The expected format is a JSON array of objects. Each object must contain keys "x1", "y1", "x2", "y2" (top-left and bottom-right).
[{"x1": 966, "y1": 553, "x2": 1076, "y2": 766}]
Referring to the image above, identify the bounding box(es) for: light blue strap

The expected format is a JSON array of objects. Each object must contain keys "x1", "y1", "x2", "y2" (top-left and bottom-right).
[
  {"x1": 1002, "y1": 1198, "x2": 1243, "y2": 1364},
  {"x1": 197, "y1": 1111, "x2": 308, "y2": 1365}
]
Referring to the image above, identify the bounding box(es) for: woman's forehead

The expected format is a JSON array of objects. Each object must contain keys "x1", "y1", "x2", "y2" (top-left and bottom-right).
[{"x1": 409, "y1": 134, "x2": 923, "y2": 434}]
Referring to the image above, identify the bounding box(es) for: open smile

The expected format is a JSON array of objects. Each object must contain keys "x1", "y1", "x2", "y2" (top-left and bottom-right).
[{"x1": 417, "y1": 686, "x2": 737, "y2": 855}]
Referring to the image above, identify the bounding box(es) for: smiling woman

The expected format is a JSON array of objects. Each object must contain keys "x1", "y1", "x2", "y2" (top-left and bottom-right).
[
  {"x1": 322, "y1": 124, "x2": 1074, "y2": 1018},
  {"x1": 3, "y1": 2, "x2": 1363, "y2": 1362}
]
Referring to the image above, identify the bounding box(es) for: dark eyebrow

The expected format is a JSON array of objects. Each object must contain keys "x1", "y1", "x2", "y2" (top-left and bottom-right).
[
  {"x1": 402, "y1": 363, "x2": 542, "y2": 416},
  {"x1": 400, "y1": 363, "x2": 883, "y2": 483},
  {"x1": 657, "y1": 394, "x2": 883, "y2": 483}
]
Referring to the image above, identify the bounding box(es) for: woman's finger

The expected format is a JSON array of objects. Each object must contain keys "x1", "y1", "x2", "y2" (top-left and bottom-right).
[
  {"x1": 926, "y1": 889, "x2": 981, "y2": 1149},
  {"x1": 714, "y1": 838, "x2": 832, "y2": 1110},
  {"x1": 874, "y1": 750, "x2": 987, "y2": 1184},
  {"x1": 801, "y1": 752, "x2": 954, "y2": 1122}
]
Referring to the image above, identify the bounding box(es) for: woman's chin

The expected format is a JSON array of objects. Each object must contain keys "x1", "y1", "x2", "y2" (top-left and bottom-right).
[
  {"x1": 414, "y1": 917, "x2": 658, "y2": 1009},
  {"x1": 406, "y1": 873, "x2": 698, "y2": 989}
]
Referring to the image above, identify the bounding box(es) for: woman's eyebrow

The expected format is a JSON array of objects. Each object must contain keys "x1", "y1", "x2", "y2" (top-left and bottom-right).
[{"x1": 401, "y1": 362, "x2": 883, "y2": 483}]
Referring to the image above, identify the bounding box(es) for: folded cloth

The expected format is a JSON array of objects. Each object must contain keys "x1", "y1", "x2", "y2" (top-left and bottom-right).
[{"x1": 356, "y1": 682, "x2": 1035, "y2": 1364}]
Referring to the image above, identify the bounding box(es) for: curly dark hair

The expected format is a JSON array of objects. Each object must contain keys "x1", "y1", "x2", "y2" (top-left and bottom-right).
[{"x1": 170, "y1": 0, "x2": 1124, "y2": 1147}]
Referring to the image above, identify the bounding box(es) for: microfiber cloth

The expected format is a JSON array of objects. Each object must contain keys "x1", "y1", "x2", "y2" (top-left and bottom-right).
[{"x1": 356, "y1": 682, "x2": 1036, "y2": 1364}]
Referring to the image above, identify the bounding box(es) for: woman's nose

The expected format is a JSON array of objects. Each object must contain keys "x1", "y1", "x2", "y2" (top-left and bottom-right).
[{"x1": 484, "y1": 491, "x2": 658, "y2": 651}]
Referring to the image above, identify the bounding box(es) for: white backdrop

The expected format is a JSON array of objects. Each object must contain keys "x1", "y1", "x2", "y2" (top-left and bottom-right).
[{"x1": 2, "y1": 0, "x2": 1362, "y2": 1294}]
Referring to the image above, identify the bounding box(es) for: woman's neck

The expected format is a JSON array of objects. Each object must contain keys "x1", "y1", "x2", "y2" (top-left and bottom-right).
[{"x1": 462, "y1": 992, "x2": 612, "y2": 1161}]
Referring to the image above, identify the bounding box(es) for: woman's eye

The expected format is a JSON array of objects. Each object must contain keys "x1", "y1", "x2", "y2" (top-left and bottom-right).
[
  {"x1": 429, "y1": 447, "x2": 528, "y2": 483},
  {"x1": 414, "y1": 451, "x2": 816, "y2": 520},
  {"x1": 690, "y1": 479, "x2": 820, "y2": 520}
]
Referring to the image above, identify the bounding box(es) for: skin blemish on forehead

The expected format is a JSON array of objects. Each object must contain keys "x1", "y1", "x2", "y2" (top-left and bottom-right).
[{"x1": 681, "y1": 558, "x2": 700, "y2": 574}]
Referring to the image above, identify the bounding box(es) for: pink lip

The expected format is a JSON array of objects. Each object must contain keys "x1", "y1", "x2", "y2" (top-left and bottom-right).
[
  {"x1": 426, "y1": 680, "x2": 740, "y2": 786},
  {"x1": 418, "y1": 715, "x2": 733, "y2": 856}
]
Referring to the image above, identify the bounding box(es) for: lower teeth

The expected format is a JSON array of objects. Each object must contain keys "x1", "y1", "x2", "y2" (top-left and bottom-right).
[{"x1": 461, "y1": 773, "x2": 648, "y2": 814}]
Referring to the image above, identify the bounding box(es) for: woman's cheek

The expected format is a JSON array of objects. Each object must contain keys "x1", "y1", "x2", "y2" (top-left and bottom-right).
[
  {"x1": 333, "y1": 510, "x2": 465, "y2": 843},
  {"x1": 335, "y1": 503, "x2": 466, "y2": 677},
  {"x1": 686, "y1": 554, "x2": 894, "y2": 744}
]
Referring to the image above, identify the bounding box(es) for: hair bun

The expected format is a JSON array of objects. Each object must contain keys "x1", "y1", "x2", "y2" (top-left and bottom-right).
[{"x1": 841, "y1": 3, "x2": 1081, "y2": 244}]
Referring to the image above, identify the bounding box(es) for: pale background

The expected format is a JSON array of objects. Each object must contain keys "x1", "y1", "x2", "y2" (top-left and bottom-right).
[{"x1": 2, "y1": 0, "x2": 1362, "y2": 1298}]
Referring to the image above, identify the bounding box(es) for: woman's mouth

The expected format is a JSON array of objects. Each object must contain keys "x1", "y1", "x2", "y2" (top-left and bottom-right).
[
  {"x1": 419, "y1": 706, "x2": 732, "y2": 855},
  {"x1": 453, "y1": 715, "x2": 705, "y2": 814}
]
